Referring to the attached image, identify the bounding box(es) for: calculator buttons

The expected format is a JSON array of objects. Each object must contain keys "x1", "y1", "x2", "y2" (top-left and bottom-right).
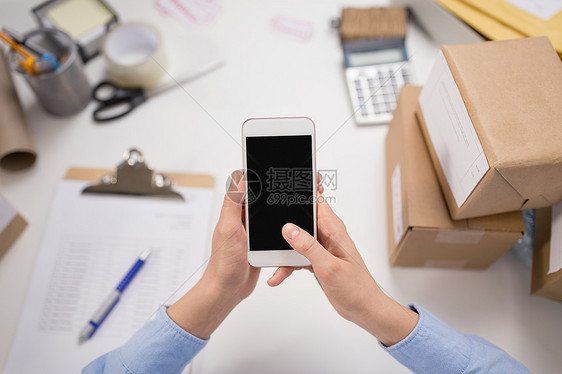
[{"x1": 345, "y1": 62, "x2": 412, "y2": 125}]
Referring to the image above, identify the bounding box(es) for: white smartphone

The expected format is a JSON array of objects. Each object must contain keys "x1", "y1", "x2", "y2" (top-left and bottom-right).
[{"x1": 242, "y1": 117, "x2": 317, "y2": 267}]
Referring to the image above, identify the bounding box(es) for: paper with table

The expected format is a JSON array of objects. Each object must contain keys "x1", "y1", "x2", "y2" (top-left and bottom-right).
[{"x1": 4, "y1": 167, "x2": 214, "y2": 373}]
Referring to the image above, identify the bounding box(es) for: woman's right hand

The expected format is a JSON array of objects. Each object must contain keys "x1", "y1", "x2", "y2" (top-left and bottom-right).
[{"x1": 268, "y1": 198, "x2": 419, "y2": 347}]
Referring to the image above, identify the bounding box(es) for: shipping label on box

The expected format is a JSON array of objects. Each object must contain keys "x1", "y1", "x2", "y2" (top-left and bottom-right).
[
  {"x1": 548, "y1": 202, "x2": 562, "y2": 274},
  {"x1": 391, "y1": 164, "x2": 404, "y2": 245},
  {"x1": 419, "y1": 51, "x2": 489, "y2": 207}
]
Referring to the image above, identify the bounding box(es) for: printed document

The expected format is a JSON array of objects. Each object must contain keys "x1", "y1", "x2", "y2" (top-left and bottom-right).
[{"x1": 4, "y1": 180, "x2": 213, "y2": 373}]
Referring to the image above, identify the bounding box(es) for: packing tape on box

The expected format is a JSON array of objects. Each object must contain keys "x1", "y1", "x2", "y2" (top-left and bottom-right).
[
  {"x1": 0, "y1": 50, "x2": 37, "y2": 171},
  {"x1": 101, "y1": 22, "x2": 168, "y2": 88}
]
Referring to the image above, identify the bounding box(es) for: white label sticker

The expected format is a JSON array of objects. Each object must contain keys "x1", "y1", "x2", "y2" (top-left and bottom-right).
[
  {"x1": 548, "y1": 201, "x2": 562, "y2": 274},
  {"x1": 504, "y1": 0, "x2": 561, "y2": 21},
  {"x1": 435, "y1": 230, "x2": 485, "y2": 245},
  {"x1": 424, "y1": 259, "x2": 467, "y2": 268},
  {"x1": 0, "y1": 195, "x2": 17, "y2": 233},
  {"x1": 392, "y1": 164, "x2": 404, "y2": 244},
  {"x1": 419, "y1": 51, "x2": 489, "y2": 207}
]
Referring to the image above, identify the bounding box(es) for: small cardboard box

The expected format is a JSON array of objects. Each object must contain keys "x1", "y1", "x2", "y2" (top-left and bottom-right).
[
  {"x1": 416, "y1": 37, "x2": 562, "y2": 220},
  {"x1": 0, "y1": 193, "x2": 27, "y2": 259},
  {"x1": 386, "y1": 85, "x2": 524, "y2": 269},
  {"x1": 532, "y1": 205, "x2": 562, "y2": 302}
]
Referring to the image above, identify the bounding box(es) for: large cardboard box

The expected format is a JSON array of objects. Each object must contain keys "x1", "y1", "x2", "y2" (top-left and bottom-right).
[
  {"x1": 416, "y1": 37, "x2": 562, "y2": 220},
  {"x1": 386, "y1": 85, "x2": 524, "y2": 269},
  {"x1": 532, "y1": 204, "x2": 562, "y2": 302}
]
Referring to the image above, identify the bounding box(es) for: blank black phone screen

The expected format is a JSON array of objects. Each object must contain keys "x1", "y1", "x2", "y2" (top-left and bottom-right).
[{"x1": 246, "y1": 135, "x2": 314, "y2": 251}]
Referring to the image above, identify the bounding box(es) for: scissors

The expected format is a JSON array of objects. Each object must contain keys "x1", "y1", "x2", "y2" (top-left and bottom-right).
[{"x1": 92, "y1": 60, "x2": 225, "y2": 123}]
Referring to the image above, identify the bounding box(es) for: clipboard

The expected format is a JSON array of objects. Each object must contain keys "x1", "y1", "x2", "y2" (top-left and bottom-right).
[
  {"x1": 5, "y1": 148, "x2": 214, "y2": 374},
  {"x1": 65, "y1": 148, "x2": 214, "y2": 196}
]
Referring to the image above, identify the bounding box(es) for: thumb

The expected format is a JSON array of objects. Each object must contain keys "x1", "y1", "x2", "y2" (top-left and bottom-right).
[
  {"x1": 282, "y1": 223, "x2": 332, "y2": 266},
  {"x1": 221, "y1": 170, "x2": 244, "y2": 219}
]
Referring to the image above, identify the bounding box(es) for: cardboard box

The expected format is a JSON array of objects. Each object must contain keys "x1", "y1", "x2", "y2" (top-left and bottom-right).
[
  {"x1": 0, "y1": 193, "x2": 27, "y2": 259},
  {"x1": 416, "y1": 37, "x2": 562, "y2": 220},
  {"x1": 532, "y1": 205, "x2": 562, "y2": 302},
  {"x1": 386, "y1": 85, "x2": 524, "y2": 268}
]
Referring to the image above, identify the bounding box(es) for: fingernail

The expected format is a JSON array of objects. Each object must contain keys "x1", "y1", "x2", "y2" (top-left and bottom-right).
[{"x1": 283, "y1": 223, "x2": 300, "y2": 240}]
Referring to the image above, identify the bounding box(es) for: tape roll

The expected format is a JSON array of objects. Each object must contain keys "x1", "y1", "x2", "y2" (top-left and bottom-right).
[{"x1": 102, "y1": 22, "x2": 167, "y2": 88}]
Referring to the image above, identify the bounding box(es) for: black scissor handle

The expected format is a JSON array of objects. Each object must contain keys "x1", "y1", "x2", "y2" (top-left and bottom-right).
[
  {"x1": 93, "y1": 95, "x2": 147, "y2": 123},
  {"x1": 92, "y1": 81, "x2": 144, "y2": 104}
]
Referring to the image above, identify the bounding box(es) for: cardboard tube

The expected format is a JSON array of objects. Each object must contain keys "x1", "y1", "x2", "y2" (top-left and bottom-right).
[{"x1": 0, "y1": 49, "x2": 36, "y2": 171}]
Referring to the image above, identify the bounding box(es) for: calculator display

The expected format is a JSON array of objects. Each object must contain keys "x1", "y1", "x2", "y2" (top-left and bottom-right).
[{"x1": 348, "y1": 48, "x2": 404, "y2": 67}]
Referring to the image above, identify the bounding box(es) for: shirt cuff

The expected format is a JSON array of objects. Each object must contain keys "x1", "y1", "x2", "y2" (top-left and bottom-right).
[
  {"x1": 120, "y1": 306, "x2": 208, "y2": 374},
  {"x1": 379, "y1": 304, "x2": 471, "y2": 373}
]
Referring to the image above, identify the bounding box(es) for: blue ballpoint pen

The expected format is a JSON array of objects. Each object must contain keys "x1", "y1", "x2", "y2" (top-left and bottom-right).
[{"x1": 78, "y1": 249, "x2": 151, "y2": 344}]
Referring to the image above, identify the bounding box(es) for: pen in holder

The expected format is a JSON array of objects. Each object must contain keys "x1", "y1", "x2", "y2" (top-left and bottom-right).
[{"x1": 7, "y1": 28, "x2": 91, "y2": 116}]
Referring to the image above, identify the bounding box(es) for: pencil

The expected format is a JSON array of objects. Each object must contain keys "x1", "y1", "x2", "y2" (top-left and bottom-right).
[{"x1": 0, "y1": 31, "x2": 37, "y2": 75}]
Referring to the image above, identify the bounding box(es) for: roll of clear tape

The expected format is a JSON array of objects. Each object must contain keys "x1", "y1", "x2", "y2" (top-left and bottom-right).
[
  {"x1": 102, "y1": 22, "x2": 168, "y2": 88},
  {"x1": 0, "y1": 50, "x2": 37, "y2": 171}
]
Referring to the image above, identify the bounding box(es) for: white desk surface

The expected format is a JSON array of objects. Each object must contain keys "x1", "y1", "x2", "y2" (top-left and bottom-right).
[{"x1": 1, "y1": 0, "x2": 561, "y2": 373}]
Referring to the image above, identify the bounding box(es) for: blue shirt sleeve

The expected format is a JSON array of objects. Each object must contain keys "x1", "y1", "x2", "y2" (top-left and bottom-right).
[
  {"x1": 381, "y1": 304, "x2": 530, "y2": 374},
  {"x1": 83, "y1": 303, "x2": 529, "y2": 373},
  {"x1": 82, "y1": 307, "x2": 207, "y2": 374}
]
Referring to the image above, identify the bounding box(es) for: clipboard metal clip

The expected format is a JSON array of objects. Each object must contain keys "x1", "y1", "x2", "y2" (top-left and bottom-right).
[{"x1": 82, "y1": 148, "x2": 184, "y2": 201}]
